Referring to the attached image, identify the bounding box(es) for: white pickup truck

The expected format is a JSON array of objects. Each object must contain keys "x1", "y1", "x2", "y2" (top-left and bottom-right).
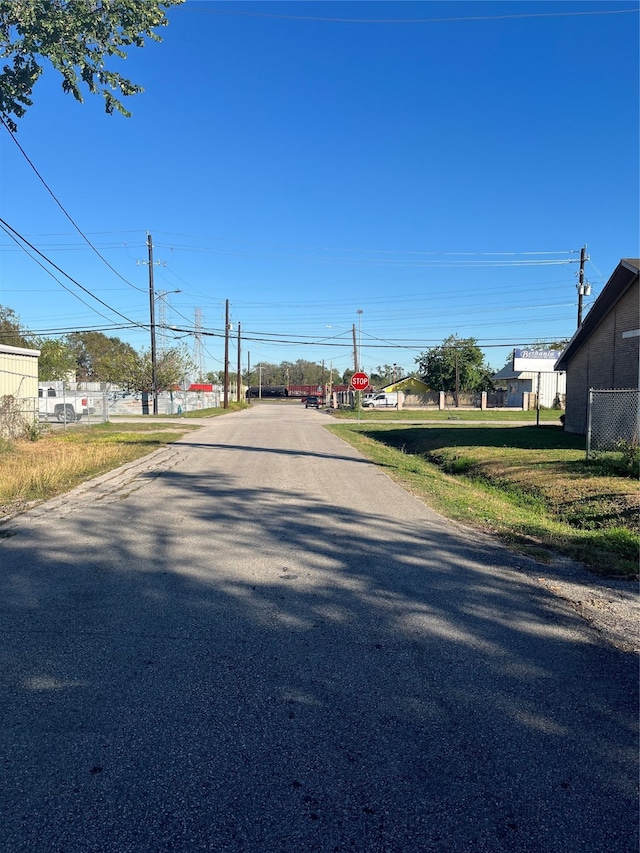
[{"x1": 38, "y1": 388, "x2": 92, "y2": 422}]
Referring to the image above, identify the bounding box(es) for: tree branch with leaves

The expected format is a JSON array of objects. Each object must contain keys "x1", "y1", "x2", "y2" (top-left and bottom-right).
[{"x1": 0, "y1": 0, "x2": 183, "y2": 131}]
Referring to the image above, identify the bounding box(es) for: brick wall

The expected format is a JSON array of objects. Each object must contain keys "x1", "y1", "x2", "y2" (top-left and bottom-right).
[
  {"x1": 613, "y1": 285, "x2": 640, "y2": 388},
  {"x1": 564, "y1": 279, "x2": 639, "y2": 434}
]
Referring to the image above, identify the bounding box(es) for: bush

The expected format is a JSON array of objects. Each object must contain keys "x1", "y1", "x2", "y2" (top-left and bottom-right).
[
  {"x1": 618, "y1": 439, "x2": 640, "y2": 479},
  {"x1": 0, "y1": 395, "x2": 44, "y2": 442}
]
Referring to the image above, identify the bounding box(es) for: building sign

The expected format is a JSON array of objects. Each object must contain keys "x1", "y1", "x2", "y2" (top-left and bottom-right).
[{"x1": 512, "y1": 349, "x2": 562, "y2": 373}]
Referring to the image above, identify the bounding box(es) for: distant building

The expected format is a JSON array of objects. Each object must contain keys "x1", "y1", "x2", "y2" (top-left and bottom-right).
[
  {"x1": 492, "y1": 354, "x2": 565, "y2": 409},
  {"x1": 555, "y1": 258, "x2": 639, "y2": 435},
  {"x1": 383, "y1": 376, "x2": 430, "y2": 395}
]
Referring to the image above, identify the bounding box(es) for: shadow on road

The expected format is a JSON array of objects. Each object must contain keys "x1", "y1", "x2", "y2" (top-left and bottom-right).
[{"x1": 1, "y1": 463, "x2": 637, "y2": 852}]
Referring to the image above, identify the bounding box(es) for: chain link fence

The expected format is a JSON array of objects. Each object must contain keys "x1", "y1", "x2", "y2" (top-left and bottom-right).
[
  {"x1": 586, "y1": 388, "x2": 640, "y2": 458},
  {"x1": 0, "y1": 393, "x2": 111, "y2": 440},
  {"x1": 1, "y1": 389, "x2": 228, "y2": 438}
]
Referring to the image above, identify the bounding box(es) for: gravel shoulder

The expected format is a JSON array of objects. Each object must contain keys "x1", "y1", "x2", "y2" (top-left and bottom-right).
[{"x1": 531, "y1": 559, "x2": 638, "y2": 655}]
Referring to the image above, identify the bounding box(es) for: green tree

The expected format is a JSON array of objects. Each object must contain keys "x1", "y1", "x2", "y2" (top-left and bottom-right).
[
  {"x1": 369, "y1": 364, "x2": 405, "y2": 386},
  {"x1": 245, "y1": 361, "x2": 340, "y2": 388},
  {"x1": 249, "y1": 362, "x2": 279, "y2": 386},
  {"x1": 415, "y1": 335, "x2": 494, "y2": 393},
  {"x1": 0, "y1": 304, "x2": 31, "y2": 347},
  {"x1": 287, "y1": 359, "x2": 328, "y2": 385},
  {"x1": 0, "y1": 0, "x2": 183, "y2": 132},
  {"x1": 37, "y1": 337, "x2": 77, "y2": 381},
  {"x1": 132, "y1": 345, "x2": 194, "y2": 393},
  {"x1": 66, "y1": 331, "x2": 138, "y2": 385}
]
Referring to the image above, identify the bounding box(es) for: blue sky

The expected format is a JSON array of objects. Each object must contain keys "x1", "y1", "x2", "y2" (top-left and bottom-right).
[{"x1": 0, "y1": 0, "x2": 638, "y2": 380}]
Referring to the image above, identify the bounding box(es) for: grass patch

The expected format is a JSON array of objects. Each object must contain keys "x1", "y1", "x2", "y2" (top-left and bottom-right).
[
  {"x1": 0, "y1": 421, "x2": 197, "y2": 518},
  {"x1": 328, "y1": 423, "x2": 639, "y2": 579},
  {"x1": 180, "y1": 401, "x2": 249, "y2": 418},
  {"x1": 109, "y1": 401, "x2": 250, "y2": 420},
  {"x1": 331, "y1": 408, "x2": 563, "y2": 422}
]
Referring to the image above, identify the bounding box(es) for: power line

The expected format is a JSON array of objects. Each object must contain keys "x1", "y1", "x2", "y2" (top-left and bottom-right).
[
  {"x1": 17, "y1": 325, "x2": 139, "y2": 338},
  {"x1": 0, "y1": 217, "x2": 146, "y2": 331},
  {"x1": 0, "y1": 117, "x2": 146, "y2": 293},
  {"x1": 159, "y1": 323, "x2": 566, "y2": 352},
  {"x1": 191, "y1": 7, "x2": 638, "y2": 25}
]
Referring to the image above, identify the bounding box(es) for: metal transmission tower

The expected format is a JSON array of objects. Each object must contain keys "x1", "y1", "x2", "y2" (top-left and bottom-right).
[
  {"x1": 156, "y1": 291, "x2": 179, "y2": 354},
  {"x1": 193, "y1": 308, "x2": 205, "y2": 381}
]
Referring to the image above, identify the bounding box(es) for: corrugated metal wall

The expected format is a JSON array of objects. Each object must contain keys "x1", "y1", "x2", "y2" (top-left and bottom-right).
[{"x1": 0, "y1": 346, "x2": 40, "y2": 399}]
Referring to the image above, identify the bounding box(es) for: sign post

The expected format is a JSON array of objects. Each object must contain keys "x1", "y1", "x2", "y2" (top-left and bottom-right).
[
  {"x1": 350, "y1": 372, "x2": 369, "y2": 423},
  {"x1": 512, "y1": 349, "x2": 561, "y2": 427}
]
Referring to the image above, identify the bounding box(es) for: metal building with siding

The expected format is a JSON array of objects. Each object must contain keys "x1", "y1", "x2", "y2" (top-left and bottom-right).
[{"x1": 0, "y1": 344, "x2": 41, "y2": 399}]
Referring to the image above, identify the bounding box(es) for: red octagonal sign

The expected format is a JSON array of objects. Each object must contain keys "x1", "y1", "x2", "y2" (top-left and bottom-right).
[{"x1": 350, "y1": 372, "x2": 370, "y2": 391}]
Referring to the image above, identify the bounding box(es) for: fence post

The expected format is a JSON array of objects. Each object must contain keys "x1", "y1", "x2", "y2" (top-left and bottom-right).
[{"x1": 586, "y1": 389, "x2": 593, "y2": 459}]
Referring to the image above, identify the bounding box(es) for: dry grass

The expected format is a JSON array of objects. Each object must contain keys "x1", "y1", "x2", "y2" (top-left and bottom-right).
[{"x1": 0, "y1": 423, "x2": 194, "y2": 517}]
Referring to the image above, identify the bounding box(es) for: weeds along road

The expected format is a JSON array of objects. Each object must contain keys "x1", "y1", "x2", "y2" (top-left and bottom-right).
[{"x1": 1, "y1": 404, "x2": 637, "y2": 853}]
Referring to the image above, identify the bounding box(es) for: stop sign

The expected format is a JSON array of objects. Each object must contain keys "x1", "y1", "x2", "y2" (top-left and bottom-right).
[{"x1": 350, "y1": 372, "x2": 370, "y2": 391}]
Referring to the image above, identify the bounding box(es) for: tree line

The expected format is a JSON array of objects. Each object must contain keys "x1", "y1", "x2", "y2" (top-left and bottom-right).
[
  {"x1": 1, "y1": 305, "x2": 195, "y2": 392},
  {"x1": 2, "y1": 305, "x2": 523, "y2": 394}
]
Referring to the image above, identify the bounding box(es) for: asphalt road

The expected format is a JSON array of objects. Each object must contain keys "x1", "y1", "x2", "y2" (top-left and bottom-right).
[{"x1": 0, "y1": 405, "x2": 637, "y2": 853}]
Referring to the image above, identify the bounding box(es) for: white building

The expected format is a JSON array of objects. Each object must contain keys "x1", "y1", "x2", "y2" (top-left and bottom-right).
[{"x1": 493, "y1": 349, "x2": 566, "y2": 409}]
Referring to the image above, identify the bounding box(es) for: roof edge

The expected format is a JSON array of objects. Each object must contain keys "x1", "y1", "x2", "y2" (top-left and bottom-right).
[{"x1": 555, "y1": 259, "x2": 639, "y2": 370}]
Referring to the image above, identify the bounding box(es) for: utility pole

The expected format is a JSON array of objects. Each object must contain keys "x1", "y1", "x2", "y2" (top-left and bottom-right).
[
  {"x1": 140, "y1": 233, "x2": 167, "y2": 415},
  {"x1": 223, "y1": 299, "x2": 230, "y2": 409},
  {"x1": 576, "y1": 244, "x2": 590, "y2": 328},
  {"x1": 454, "y1": 350, "x2": 460, "y2": 408},
  {"x1": 236, "y1": 322, "x2": 241, "y2": 403},
  {"x1": 352, "y1": 324, "x2": 358, "y2": 372},
  {"x1": 193, "y1": 308, "x2": 205, "y2": 381},
  {"x1": 147, "y1": 233, "x2": 158, "y2": 415},
  {"x1": 329, "y1": 360, "x2": 334, "y2": 406}
]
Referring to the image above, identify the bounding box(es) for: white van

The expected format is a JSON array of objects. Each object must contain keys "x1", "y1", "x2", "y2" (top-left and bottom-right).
[{"x1": 362, "y1": 392, "x2": 398, "y2": 408}]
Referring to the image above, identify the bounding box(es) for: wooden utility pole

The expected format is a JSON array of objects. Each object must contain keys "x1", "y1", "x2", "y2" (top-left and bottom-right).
[
  {"x1": 236, "y1": 322, "x2": 241, "y2": 403},
  {"x1": 577, "y1": 244, "x2": 588, "y2": 328},
  {"x1": 147, "y1": 233, "x2": 158, "y2": 415},
  {"x1": 223, "y1": 299, "x2": 230, "y2": 409},
  {"x1": 454, "y1": 350, "x2": 460, "y2": 408}
]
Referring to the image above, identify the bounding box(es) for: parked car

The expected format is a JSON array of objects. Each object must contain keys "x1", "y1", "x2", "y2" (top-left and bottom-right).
[
  {"x1": 305, "y1": 395, "x2": 320, "y2": 409},
  {"x1": 362, "y1": 392, "x2": 398, "y2": 408}
]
